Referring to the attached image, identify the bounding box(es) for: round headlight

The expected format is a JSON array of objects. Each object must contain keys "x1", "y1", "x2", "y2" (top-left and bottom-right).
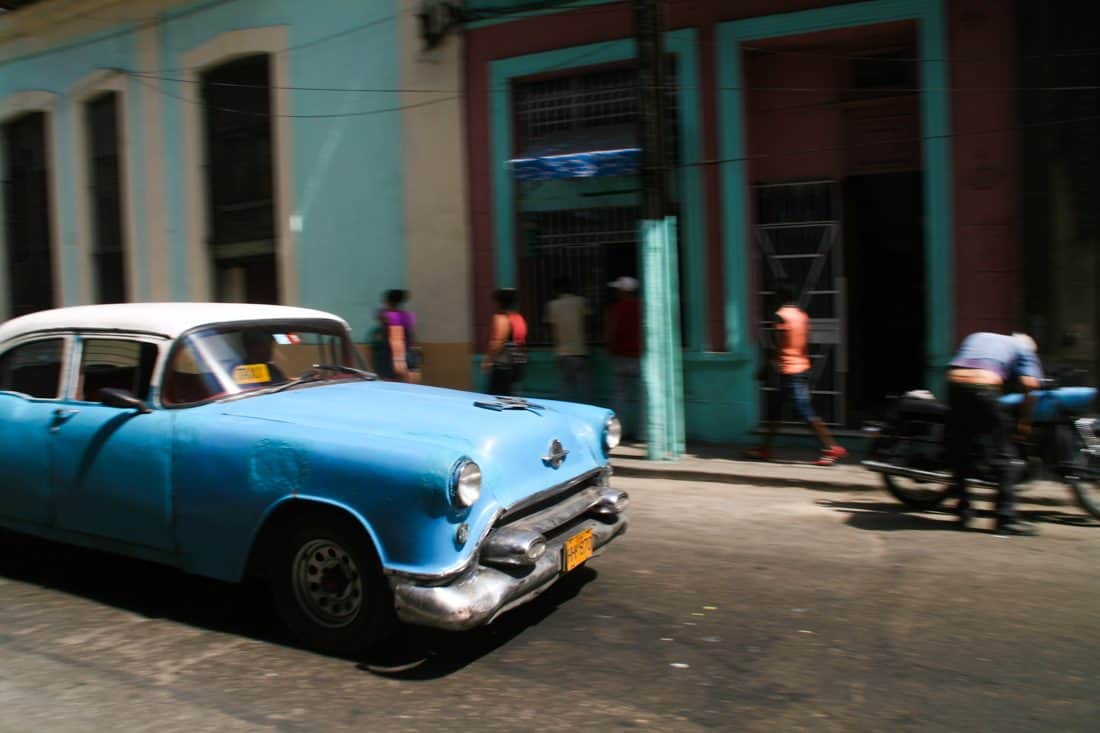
[
  {"x1": 451, "y1": 460, "x2": 482, "y2": 508},
  {"x1": 604, "y1": 416, "x2": 622, "y2": 451}
]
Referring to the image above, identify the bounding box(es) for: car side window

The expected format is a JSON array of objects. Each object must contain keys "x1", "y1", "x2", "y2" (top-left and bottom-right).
[
  {"x1": 0, "y1": 338, "x2": 65, "y2": 398},
  {"x1": 77, "y1": 339, "x2": 159, "y2": 403}
]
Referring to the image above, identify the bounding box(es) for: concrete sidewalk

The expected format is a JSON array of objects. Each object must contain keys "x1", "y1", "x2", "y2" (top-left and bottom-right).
[{"x1": 610, "y1": 442, "x2": 884, "y2": 491}]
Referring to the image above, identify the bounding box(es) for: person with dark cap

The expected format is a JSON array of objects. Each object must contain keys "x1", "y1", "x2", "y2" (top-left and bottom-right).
[{"x1": 946, "y1": 331, "x2": 1043, "y2": 535}]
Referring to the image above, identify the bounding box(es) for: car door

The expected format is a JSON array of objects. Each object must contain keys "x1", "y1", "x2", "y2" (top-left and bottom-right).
[
  {"x1": 0, "y1": 336, "x2": 70, "y2": 526},
  {"x1": 49, "y1": 334, "x2": 176, "y2": 552}
]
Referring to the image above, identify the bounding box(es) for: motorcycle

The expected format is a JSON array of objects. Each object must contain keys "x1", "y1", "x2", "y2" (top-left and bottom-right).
[{"x1": 862, "y1": 376, "x2": 1100, "y2": 520}]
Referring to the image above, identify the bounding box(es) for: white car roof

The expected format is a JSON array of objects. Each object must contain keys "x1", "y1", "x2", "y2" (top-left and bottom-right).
[{"x1": 0, "y1": 303, "x2": 349, "y2": 343}]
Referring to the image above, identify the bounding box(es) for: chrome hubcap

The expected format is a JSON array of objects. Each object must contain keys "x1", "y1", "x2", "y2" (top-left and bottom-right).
[{"x1": 292, "y1": 539, "x2": 364, "y2": 629}]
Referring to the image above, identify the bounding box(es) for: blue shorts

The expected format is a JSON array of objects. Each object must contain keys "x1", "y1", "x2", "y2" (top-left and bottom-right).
[{"x1": 772, "y1": 372, "x2": 817, "y2": 422}]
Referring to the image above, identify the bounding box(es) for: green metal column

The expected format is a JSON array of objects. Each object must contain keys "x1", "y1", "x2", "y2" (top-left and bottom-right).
[
  {"x1": 634, "y1": 0, "x2": 684, "y2": 460},
  {"x1": 641, "y1": 216, "x2": 685, "y2": 460}
]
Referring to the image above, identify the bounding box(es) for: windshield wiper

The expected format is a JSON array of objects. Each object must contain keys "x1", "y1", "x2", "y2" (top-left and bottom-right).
[
  {"x1": 311, "y1": 364, "x2": 377, "y2": 380},
  {"x1": 264, "y1": 364, "x2": 377, "y2": 395}
]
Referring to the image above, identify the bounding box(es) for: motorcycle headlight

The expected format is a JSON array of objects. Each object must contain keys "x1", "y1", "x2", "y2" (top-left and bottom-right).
[
  {"x1": 603, "y1": 415, "x2": 622, "y2": 452},
  {"x1": 450, "y1": 459, "x2": 482, "y2": 508}
]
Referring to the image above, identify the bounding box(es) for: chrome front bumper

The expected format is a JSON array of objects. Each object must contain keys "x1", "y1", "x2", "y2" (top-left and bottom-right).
[{"x1": 390, "y1": 483, "x2": 628, "y2": 631}]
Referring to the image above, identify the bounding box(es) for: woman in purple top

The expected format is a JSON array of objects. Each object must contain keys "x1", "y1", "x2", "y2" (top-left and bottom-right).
[{"x1": 381, "y1": 289, "x2": 420, "y2": 383}]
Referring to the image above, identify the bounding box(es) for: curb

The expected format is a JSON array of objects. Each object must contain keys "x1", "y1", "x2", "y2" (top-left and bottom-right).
[{"x1": 610, "y1": 458, "x2": 883, "y2": 492}]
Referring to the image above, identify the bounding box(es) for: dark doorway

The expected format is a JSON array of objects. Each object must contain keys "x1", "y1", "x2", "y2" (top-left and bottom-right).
[
  {"x1": 3, "y1": 111, "x2": 55, "y2": 316},
  {"x1": 201, "y1": 54, "x2": 278, "y2": 303},
  {"x1": 844, "y1": 172, "x2": 925, "y2": 424},
  {"x1": 85, "y1": 91, "x2": 127, "y2": 303}
]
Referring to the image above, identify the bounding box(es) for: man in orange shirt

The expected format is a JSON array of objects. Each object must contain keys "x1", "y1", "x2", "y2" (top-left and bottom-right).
[{"x1": 745, "y1": 283, "x2": 846, "y2": 465}]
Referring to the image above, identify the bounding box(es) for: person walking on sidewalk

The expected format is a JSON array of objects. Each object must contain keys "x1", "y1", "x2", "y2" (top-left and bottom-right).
[
  {"x1": 545, "y1": 276, "x2": 589, "y2": 402},
  {"x1": 946, "y1": 332, "x2": 1043, "y2": 536},
  {"x1": 606, "y1": 275, "x2": 644, "y2": 440},
  {"x1": 745, "y1": 283, "x2": 846, "y2": 465},
  {"x1": 379, "y1": 289, "x2": 421, "y2": 383},
  {"x1": 482, "y1": 288, "x2": 528, "y2": 396}
]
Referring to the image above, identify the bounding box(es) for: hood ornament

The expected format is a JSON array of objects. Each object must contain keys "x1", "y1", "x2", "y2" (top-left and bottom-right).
[
  {"x1": 542, "y1": 439, "x2": 569, "y2": 468},
  {"x1": 474, "y1": 396, "x2": 545, "y2": 413}
]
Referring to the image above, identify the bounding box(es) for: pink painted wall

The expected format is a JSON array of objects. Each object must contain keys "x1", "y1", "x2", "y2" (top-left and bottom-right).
[
  {"x1": 464, "y1": 0, "x2": 856, "y2": 351},
  {"x1": 744, "y1": 52, "x2": 849, "y2": 183},
  {"x1": 465, "y1": 0, "x2": 1020, "y2": 351},
  {"x1": 948, "y1": 0, "x2": 1020, "y2": 340}
]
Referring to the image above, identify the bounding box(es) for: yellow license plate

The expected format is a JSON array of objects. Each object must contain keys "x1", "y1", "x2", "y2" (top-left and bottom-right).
[
  {"x1": 563, "y1": 528, "x2": 594, "y2": 572},
  {"x1": 232, "y1": 363, "x2": 272, "y2": 384}
]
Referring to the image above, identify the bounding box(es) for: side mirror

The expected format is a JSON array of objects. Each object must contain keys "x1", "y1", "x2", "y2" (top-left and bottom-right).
[{"x1": 100, "y1": 387, "x2": 152, "y2": 414}]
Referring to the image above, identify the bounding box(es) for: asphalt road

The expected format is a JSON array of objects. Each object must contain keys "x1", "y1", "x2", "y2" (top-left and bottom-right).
[{"x1": 1, "y1": 471, "x2": 1097, "y2": 732}]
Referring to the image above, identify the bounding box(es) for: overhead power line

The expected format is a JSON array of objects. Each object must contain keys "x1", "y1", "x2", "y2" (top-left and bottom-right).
[
  {"x1": 130, "y1": 38, "x2": 622, "y2": 119},
  {"x1": 123, "y1": 70, "x2": 1100, "y2": 95},
  {"x1": 133, "y1": 74, "x2": 460, "y2": 119},
  {"x1": 679, "y1": 112, "x2": 1100, "y2": 170}
]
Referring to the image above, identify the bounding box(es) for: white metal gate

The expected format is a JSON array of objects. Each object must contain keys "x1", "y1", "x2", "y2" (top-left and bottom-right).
[{"x1": 755, "y1": 180, "x2": 846, "y2": 426}]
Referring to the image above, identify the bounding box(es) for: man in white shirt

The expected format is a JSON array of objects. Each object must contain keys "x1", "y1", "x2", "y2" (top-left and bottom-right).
[{"x1": 545, "y1": 276, "x2": 589, "y2": 403}]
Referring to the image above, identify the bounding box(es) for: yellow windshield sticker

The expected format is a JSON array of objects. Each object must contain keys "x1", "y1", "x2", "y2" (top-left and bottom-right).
[{"x1": 232, "y1": 363, "x2": 272, "y2": 384}]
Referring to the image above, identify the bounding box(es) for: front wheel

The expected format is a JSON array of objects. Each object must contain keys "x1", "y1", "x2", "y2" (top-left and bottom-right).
[
  {"x1": 1064, "y1": 425, "x2": 1100, "y2": 521},
  {"x1": 270, "y1": 511, "x2": 394, "y2": 656},
  {"x1": 881, "y1": 473, "x2": 952, "y2": 510},
  {"x1": 871, "y1": 431, "x2": 952, "y2": 510}
]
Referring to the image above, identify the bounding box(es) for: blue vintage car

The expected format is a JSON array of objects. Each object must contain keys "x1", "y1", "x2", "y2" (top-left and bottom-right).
[{"x1": 0, "y1": 303, "x2": 627, "y2": 653}]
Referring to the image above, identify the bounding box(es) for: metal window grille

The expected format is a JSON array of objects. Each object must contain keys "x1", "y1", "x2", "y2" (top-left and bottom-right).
[
  {"x1": 513, "y1": 62, "x2": 683, "y2": 348},
  {"x1": 520, "y1": 206, "x2": 641, "y2": 347},
  {"x1": 513, "y1": 62, "x2": 679, "y2": 160},
  {"x1": 754, "y1": 181, "x2": 846, "y2": 427}
]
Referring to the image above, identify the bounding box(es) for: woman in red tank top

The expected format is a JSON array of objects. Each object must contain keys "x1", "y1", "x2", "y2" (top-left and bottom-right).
[{"x1": 483, "y1": 288, "x2": 528, "y2": 395}]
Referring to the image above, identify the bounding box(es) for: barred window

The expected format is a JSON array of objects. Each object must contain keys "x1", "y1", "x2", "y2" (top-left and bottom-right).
[
  {"x1": 3, "y1": 111, "x2": 54, "y2": 317},
  {"x1": 85, "y1": 91, "x2": 126, "y2": 303}
]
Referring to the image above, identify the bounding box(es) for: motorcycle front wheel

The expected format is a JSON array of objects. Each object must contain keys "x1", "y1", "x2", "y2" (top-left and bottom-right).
[
  {"x1": 881, "y1": 474, "x2": 952, "y2": 510},
  {"x1": 870, "y1": 430, "x2": 953, "y2": 510},
  {"x1": 1063, "y1": 425, "x2": 1100, "y2": 520}
]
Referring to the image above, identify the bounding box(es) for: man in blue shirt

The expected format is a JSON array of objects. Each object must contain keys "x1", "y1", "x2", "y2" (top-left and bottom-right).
[{"x1": 946, "y1": 332, "x2": 1043, "y2": 535}]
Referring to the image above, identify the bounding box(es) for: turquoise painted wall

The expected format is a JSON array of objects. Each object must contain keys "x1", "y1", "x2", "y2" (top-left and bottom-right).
[
  {"x1": 0, "y1": 29, "x2": 139, "y2": 306},
  {"x1": 157, "y1": 0, "x2": 404, "y2": 339},
  {"x1": 0, "y1": 0, "x2": 405, "y2": 340}
]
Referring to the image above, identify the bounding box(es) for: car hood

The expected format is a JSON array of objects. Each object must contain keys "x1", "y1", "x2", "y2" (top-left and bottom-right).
[{"x1": 215, "y1": 380, "x2": 608, "y2": 508}]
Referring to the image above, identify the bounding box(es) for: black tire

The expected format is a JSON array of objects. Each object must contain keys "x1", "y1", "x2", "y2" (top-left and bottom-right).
[
  {"x1": 1063, "y1": 426, "x2": 1100, "y2": 521},
  {"x1": 270, "y1": 511, "x2": 394, "y2": 656},
  {"x1": 881, "y1": 473, "x2": 952, "y2": 510},
  {"x1": 870, "y1": 431, "x2": 952, "y2": 511}
]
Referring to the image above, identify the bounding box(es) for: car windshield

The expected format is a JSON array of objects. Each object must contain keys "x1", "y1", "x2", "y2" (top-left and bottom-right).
[{"x1": 161, "y1": 321, "x2": 368, "y2": 406}]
